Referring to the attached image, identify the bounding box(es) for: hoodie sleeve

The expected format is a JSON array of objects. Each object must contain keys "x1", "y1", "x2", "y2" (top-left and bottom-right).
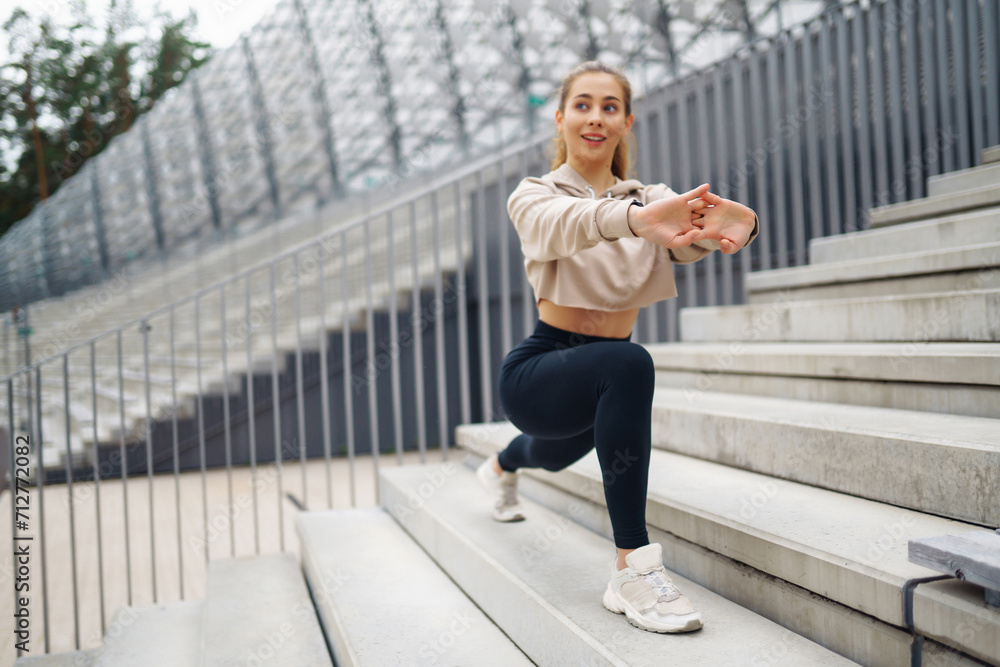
[
  {"x1": 641, "y1": 183, "x2": 761, "y2": 265},
  {"x1": 507, "y1": 177, "x2": 639, "y2": 262}
]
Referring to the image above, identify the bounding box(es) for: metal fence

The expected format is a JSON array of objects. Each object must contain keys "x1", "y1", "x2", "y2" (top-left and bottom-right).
[
  {"x1": 2, "y1": 0, "x2": 998, "y2": 657},
  {"x1": 0, "y1": 0, "x2": 831, "y2": 311}
]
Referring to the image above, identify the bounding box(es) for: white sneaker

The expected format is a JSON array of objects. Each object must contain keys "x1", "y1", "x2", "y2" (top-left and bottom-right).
[
  {"x1": 475, "y1": 453, "x2": 526, "y2": 522},
  {"x1": 602, "y1": 543, "x2": 703, "y2": 633}
]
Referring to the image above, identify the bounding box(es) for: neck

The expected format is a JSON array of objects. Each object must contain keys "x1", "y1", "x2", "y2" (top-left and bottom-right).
[{"x1": 566, "y1": 156, "x2": 616, "y2": 194}]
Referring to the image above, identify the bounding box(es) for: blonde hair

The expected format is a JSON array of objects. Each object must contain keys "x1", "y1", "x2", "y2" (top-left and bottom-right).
[{"x1": 549, "y1": 61, "x2": 636, "y2": 180}]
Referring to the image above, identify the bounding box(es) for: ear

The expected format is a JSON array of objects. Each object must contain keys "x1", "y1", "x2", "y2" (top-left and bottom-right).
[
  {"x1": 624, "y1": 112, "x2": 634, "y2": 134},
  {"x1": 555, "y1": 108, "x2": 563, "y2": 134}
]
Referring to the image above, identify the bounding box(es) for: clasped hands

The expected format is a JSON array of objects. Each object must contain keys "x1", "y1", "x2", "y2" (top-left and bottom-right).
[{"x1": 627, "y1": 183, "x2": 755, "y2": 255}]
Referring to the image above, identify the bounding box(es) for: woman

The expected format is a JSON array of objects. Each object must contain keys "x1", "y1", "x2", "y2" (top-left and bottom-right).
[{"x1": 476, "y1": 61, "x2": 760, "y2": 634}]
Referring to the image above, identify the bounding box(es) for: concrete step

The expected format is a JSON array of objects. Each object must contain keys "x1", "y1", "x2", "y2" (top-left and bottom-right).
[
  {"x1": 296, "y1": 507, "x2": 534, "y2": 666},
  {"x1": 455, "y1": 425, "x2": 1000, "y2": 666},
  {"x1": 200, "y1": 553, "x2": 332, "y2": 667},
  {"x1": 94, "y1": 601, "x2": 202, "y2": 666},
  {"x1": 647, "y1": 386, "x2": 999, "y2": 525},
  {"x1": 747, "y1": 266, "x2": 1000, "y2": 305},
  {"x1": 648, "y1": 341, "x2": 1000, "y2": 419},
  {"x1": 809, "y1": 207, "x2": 1000, "y2": 265},
  {"x1": 378, "y1": 463, "x2": 856, "y2": 667},
  {"x1": 14, "y1": 601, "x2": 202, "y2": 667},
  {"x1": 928, "y1": 161, "x2": 1000, "y2": 197},
  {"x1": 14, "y1": 650, "x2": 99, "y2": 666},
  {"x1": 983, "y1": 145, "x2": 1000, "y2": 165},
  {"x1": 868, "y1": 182, "x2": 1000, "y2": 228},
  {"x1": 680, "y1": 289, "x2": 1000, "y2": 343},
  {"x1": 746, "y1": 242, "x2": 1000, "y2": 303}
]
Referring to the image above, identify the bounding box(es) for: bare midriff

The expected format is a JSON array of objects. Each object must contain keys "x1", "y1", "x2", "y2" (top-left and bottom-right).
[{"x1": 537, "y1": 298, "x2": 639, "y2": 339}]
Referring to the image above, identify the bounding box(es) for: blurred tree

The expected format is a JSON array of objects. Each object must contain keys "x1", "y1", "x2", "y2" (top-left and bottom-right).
[{"x1": 0, "y1": 0, "x2": 211, "y2": 239}]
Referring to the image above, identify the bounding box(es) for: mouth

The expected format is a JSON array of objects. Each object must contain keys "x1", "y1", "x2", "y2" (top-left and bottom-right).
[{"x1": 582, "y1": 134, "x2": 606, "y2": 146}]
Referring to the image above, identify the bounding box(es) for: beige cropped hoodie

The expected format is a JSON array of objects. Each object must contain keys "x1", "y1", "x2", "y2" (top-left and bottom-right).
[{"x1": 507, "y1": 162, "x2": 760, "y2": 312}]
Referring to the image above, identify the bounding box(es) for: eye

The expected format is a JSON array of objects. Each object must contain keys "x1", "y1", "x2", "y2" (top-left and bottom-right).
[
  {"x1": 575, "y1": 102, "x2": 588, "y2": 110},
  {"x1": 604, "y1": 104, "x2": 617, "y2": 112}
]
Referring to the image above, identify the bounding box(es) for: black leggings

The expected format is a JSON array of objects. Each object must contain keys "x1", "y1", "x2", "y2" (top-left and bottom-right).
[{"x1": 496, "y1": 318, "x2": 653, "y2": 549}]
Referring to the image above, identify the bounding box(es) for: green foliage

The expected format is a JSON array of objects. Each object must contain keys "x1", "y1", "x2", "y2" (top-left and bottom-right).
[{"x1": 0, "y1": 0, "x2": 212, "y2": 239}]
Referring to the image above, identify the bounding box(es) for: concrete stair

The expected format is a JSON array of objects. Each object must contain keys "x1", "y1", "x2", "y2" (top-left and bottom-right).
[
  {"x1": 455, "y1": 428, "x2": 999, "y2": 666},
  {"x1": 867, "y1": 146, "x2": 1000, "y2": 228},
  {"x1": 650, "y1": 341, "x2": 1000, "y2": 419},
  {"x1": 293, "y1": 463, "x2": 857, "y2": 666},
  {"x1": 15, "y1": 554, "x2": 332, "y2": 666},
  {"x1": 297, "y1": 507, "x2": 534, "y2": 666}
]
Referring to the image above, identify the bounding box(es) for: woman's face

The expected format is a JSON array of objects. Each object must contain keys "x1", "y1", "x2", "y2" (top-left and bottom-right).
[{"x1": 555, "y1": 72, "x2": 633, "y2": 169}]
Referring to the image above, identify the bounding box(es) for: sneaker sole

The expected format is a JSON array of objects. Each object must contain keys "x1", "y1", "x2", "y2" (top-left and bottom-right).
[{"x1": 603, "y1": 584, "x2": 704, "y2": 634}]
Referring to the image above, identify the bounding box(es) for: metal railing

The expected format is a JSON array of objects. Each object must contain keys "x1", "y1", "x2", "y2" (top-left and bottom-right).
[{"x1": 1, "y1": 0, "x2": 997, "y2": 657}]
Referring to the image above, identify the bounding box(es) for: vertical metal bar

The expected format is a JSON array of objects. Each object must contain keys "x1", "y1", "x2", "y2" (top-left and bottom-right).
[
  {"x1": 677, "y1": 80, "x2": 698, "y2": 303},
  {"x1": 241, "y1": 35, "x2": 281, "y2": 214},
  {"x1": 903, "y1": 0, "x2": 923, "y2": 198},
  {"x1": 920, "y1": 0, "x2": 941, "y2": 178},
  {"x1": 195, "y1": 296, "x2": 208, "y2": 562},
  {"x1": 169, "y1": 308, "x2": 183, "y2": 597},
  {"x1": 317, "y1": 241, "x2": 334, "y2": 506},
  {"x1": 950, "y1": 0, "x2": 970, "y2": 169},
  {"x1": 410, "y1": 202, "x2": 427, "y2": 462},
  {"x1": 767, "y1": 37, "x2": 788, "y2": 268},
  {"x1": 363, "y1": 219, "x2": 380, "y2": 496},
  {"x1": 245, "y1": 276, "x2": 259, "y2": 553},
  {"x1": 293, "y1": 254, "x2": 307, "y2": 508},
  {"x1": 732, "y1": 55, "x2": 752, "y2": 293},
  {"x1": 820, "y1": 13, "x2": 842, "y2": 237},
  {"x1": 836, "y1": 8, "x2": 857, "y2": 234},
  {"x1": 142, "y1": 319, "x2": 157, "y2": 600},
  {"x1": 868, "y1": 5, "x2": 892, "y2": 206},
  {"x1": 497, "y1": 158, "x2": 512, "y2": 358},
  {"x1": 518, "y1": 151, "x2": 533, "y2": 341},
  {"x1": 803, "y1": 24, "x2": 824, "y2": 244},
  {"x1": 139, "y1": 120, "x2": 166, "y2": 253},
  {"x1": 936, "y1": 0, "x2": 955, "y2": 174},
  {"x1": 432, "y1": 190, "x2": 448, "y2": 460},
  {"x1": 36, "y1": 366, "x2": 49, "y2": 652},
  {"x1": 694, "y1": 74, "x2": 717, "y2": 303},
  {"x1": 984, "y1": 0, "x2": 1000, "y2": 148},
  {"x1": 220, "y1": 287, "x2": 234, "y2": 555},
  {"x1": 386, "y1": 210, "x2": 403, "y2": 467},
  {"x1": 885, "y1": 0, "x2": 906, "y2": 204},
  {"x1": 90, "y1": 342, "x2": 106, "y2": 632},
  {"x1": 637, "y1": 99, "x2": 658, "y2": 341},
  {"x1": 853, "y1": 8, "x2": 874, "y2": 225},
  {"x1": 750, "y1": 46, "x2": 771, "y2": 270},
  {"x1": 475, "y1": 170, "x2": 492, "y2": 419},
  {"x1": 785, "y1": 31, "x2": 807, "y2": 266},
  {"x1": 713, "y1": 62, "x2": 734, "y2": 305},
  {"x1": 454, "y1": 181, "x2": 471, "y2": 427},
  {"x1": 117, "y1": 331, "x2": 133, "y2": 601},
  {"x1": 8, "y1": 378, "x2": 19, "y2": 655},
  {"x1": 341, "y1": 235, "x2": 357, "y2": 505},
  {"x1": 63, "y1": 355, "x2": 80, "y2": 647},
  {"x1": 966, "y1": 0, "x2": 984, "y2": 161},
  {"x1": 269, "y1": 265, "x2": 285, "y2": 548}
]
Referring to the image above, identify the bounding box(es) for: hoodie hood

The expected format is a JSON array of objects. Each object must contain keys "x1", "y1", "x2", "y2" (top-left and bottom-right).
[{"x1": 548, "y1": 163, "x2": 645, "y2": 200}]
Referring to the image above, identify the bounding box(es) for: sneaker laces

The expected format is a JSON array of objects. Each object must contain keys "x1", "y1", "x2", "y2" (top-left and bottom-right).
[{"x1": 641, "y1": 567, "x2": 680, "y2": 601}]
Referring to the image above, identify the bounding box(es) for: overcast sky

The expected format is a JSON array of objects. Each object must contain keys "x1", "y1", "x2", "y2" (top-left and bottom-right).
[{"x1": 0, "y1": 0, "x2": 282, "y2": 53}]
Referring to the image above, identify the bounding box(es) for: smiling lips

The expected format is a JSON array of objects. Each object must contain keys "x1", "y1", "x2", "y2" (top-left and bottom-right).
[{"x1": 582, "y1": 134, "x2": 606, "y2": 145}]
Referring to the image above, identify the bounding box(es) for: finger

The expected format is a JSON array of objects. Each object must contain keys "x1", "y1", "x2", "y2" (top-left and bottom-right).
[
  {"x1": 720, "y1": 238, "x2": 737, "y2": 254},
  {"x1": 680, "y1": 183, "x2": 710, "y2": 201},
  {"x1": 689, "y1": 199, "x2": 709, "y2": 211},
  {"x1": 700, "y1": 189, "x2": 724, "y2": 205}
]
